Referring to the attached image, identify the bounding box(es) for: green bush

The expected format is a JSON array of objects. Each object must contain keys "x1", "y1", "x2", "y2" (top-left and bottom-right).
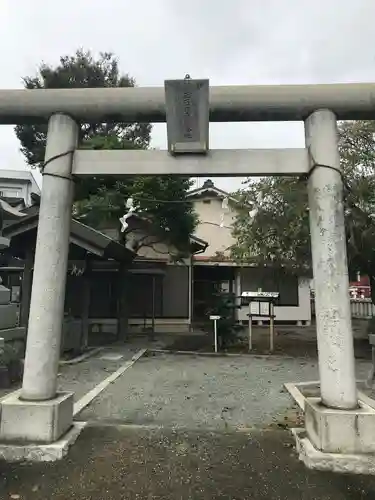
[
  {"x1": 206, "y1": 292, "x2": 242, "y2": 349},
  {"x1": 0, "y1": 343, "x2": 23, "y2": 368}
]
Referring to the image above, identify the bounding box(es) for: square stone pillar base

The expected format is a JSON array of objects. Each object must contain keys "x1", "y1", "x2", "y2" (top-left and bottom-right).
[
  {"x1": 305, "y1": 397, "x2": 375, "y2": 454},
  {"x1": 293, "y1": 396, "x2": 375, "y2": 475},
  {"x1": 0, "y1": 390, "x2": 74, "y2": 443}
]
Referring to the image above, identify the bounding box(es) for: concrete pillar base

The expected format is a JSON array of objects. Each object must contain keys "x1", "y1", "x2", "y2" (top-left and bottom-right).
[
  {"x1": 292, "y1": 427, "x2": 375, "y2": 475},
  {"x1": 305, "y1": 397, "x2": 375, "y2": 454},
  {"x1": 286, "y1": 382, "x2": 375, "y2": 474},
  {"x1": 0, "y1": 422, "x2": 86, "y2": 462},
  {"x1": 0, "y1": 390, "x2": 74, "y2": 443},
  {"x1": 292, "y1": 395, "x2": 375, "y2": 475}
]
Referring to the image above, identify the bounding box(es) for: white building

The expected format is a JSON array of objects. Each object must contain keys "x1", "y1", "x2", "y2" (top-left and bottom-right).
[
  {"x1": 0, "y1": 169, "x2": 40, "y2": 209},
  {"x1": 188, "y1": 179, "x2": 312, "y2": 325}
]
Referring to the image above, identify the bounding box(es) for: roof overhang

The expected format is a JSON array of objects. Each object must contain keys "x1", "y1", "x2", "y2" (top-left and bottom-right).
[
  {"x1": 189, "y1": 234, "x2": 208, "y2": 254},
  {"x1": 187, "y1": 184, "x2": 239, "y2": 205},
  {"x1": 3, "y1": 213, "x2": 135, "y2": 262}
]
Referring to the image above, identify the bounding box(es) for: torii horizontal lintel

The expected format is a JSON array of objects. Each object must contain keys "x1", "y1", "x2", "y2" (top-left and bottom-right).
[
  {"x1": 72, "y1": 148, "x2": 309, "y2": 177},
  {"x1": 0, "y1": 82, "x2": 375, "y2": 124}
]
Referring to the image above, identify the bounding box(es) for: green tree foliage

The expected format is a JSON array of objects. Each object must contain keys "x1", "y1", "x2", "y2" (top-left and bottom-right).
[
  {"x1": 15, "y1": 50, "x2": 196, "y2": 249},
  {"x1": 231, "y1": 120, "x2": 375, "y2": 300},
  {"x1": 232, "y1": 177, "x2": 310, "y2": 272}
]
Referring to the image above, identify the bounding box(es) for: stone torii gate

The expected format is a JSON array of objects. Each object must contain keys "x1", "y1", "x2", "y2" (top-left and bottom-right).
[{"x1": 0, "y1": 81, "x2": 374, "y2": 472}]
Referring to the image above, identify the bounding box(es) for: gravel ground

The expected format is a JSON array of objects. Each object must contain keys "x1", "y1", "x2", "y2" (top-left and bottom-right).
[
  {"x1": 166, "y1": 322, "x2": 372, "y2": 359},
  {"x1": 1, "y1": 426, "x2": 375, "y2": 499},
  {"x1": 77, "y1": 353, "x2": 373, "y2": 429},
  {"x1": 0, "y1": 345, "x2": 145, "y2": 403},
  {"x1": 0, "y1": 351, "x2": 374, "y2": 498},
  {"x1": 57, "y1": 346, "x2": 142, "y2": 402}
]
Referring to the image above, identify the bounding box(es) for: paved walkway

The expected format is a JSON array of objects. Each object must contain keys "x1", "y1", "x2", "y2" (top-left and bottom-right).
[{"x1": 1, "y1": 426, "x2": 375, "y2": 499}]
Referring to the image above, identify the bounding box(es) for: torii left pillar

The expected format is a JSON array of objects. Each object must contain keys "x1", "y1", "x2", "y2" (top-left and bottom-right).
[{"x1": 0, "y1": 114, "x2": 81, "y2": 447}]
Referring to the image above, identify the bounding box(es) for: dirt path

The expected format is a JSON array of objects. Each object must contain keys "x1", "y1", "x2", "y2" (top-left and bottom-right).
[{"x1": 1, "y1": 426, "x2": 374, "y2": 499}]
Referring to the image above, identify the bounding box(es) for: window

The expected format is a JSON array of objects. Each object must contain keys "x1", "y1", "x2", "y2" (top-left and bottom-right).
[
  {"x1": 277, "y1": 274, "x2": 299, "y2": 306},
  {"x1": 240, "y1": 268, "x2": 299, "y2": 307},
  {"x1": 203, "y1": 199, "x2": 211, "y2": 204},
  {"x1": 0, "y1": 189, "x2": 20, "y2": 198},
  {"x1": 128, "y1": 274, "x2": 163, "y2": 317},
  {"x1": 89, "y1": 272, "x2": 118, "y2": 318}
]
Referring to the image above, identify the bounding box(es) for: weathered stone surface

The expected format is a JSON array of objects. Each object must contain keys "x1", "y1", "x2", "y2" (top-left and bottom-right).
[
  {"x1": 0, "y1": 390, "x2": 74, "y2": 443},
  {"x1": 0, "y1": 422, "x2": 85, "y2": 462},
  {"x1": 164, "y1": 78, "x2": 209, "y2": 154},
  {"x1": 305, "y1": 397, "x2": 375, "y2": 454},
  {"x1": 293, "y1": 427, "x2": 375, "y2": 475}
]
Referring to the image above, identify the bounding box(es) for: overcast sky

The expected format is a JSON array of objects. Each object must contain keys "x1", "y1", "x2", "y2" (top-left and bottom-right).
[{"x1": 1, "y1": 0, "x2": 375, "y2": 191}]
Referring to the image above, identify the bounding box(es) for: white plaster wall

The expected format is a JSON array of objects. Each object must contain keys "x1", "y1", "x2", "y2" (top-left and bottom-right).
[
  {"x1": 238, "y1": 277, "x2": 311, "y2": 323},
  {"x1": 0, "y1": 180, "x2": 28, "y2": 203},
  {"x1": 0, "y1": 172, "x2": 40, "y2": 207},
  {"x1": 192, "y1": 197, "x2": 236, "y2": 258},
  {"x1": 274, "y1": 278, "x2": 311, "y2": 322},
  {"x1": 89, "y1": 318, "x2": 191, "y2": 335}
]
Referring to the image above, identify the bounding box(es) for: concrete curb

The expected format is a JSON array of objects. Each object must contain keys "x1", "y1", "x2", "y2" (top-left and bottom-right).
[
  {"x1": 149, "y1": 348, "x2": 300, "y2": 361},
  {"x1": 59, "y1": 347, "x2": 105, "y2": 366},
  {"x1": 286, "y1": 380, "x2": 375, "y2": 475},
  {"x1": 0, "y1": 422, "x2": 87, "y2": 463},
  {"x1": 73, "y1": 348, "x2": 147, "y2": 416},
  {"x1": 292, "y1": 427, "x2": 375, "y2": 475},
  {"x1": 284, "y1": 380, "x2": 375, "y2": 411}
]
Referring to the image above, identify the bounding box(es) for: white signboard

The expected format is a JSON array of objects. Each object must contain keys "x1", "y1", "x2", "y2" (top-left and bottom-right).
[
  {"x1": 241, "y1": 291, "x2": 279, "y2": 299},
  {"x1": 260, "y1": 302, "x2": 270, "y2": 316},
  {"x1": 250, "y1": 302, "x2": 259, "y2": 315}
]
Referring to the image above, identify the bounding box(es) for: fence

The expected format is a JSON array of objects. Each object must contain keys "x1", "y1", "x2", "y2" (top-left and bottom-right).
[
  {"x1": 350, "y1": 299, "x2": 375, "y2": 319},
  {"x1": 311, "y1": 298, "x2": 375, "y2": 319}
]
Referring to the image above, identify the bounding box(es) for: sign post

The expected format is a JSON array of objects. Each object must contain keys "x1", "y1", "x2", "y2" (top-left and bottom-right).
[
  {"x1": 248, "y1": 311, "x2": 253, "y2": 351},
  {"x1": 209, "y1": 315, "x2": 221, "y2": 353},
  {"x1": 164, "y1": 75, "x2": 209, "y2": 155},
  {"x1": 241, "y1": 292, "x2": 279, "y2": 352}
]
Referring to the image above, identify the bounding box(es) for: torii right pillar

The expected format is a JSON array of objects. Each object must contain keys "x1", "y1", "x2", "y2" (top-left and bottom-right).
[{"x1": 295, "y1": 109, "x2": 375, "y2": 474}]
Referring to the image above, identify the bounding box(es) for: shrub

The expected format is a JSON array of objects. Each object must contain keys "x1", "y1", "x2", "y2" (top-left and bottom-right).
[{"x1": 205, "y1": 291, "x2": 242, "y2": 349}]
